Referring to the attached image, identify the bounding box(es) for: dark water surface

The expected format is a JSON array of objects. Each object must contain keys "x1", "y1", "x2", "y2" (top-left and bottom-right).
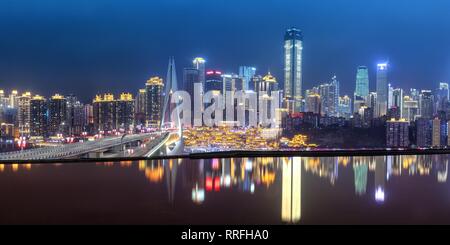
[{"x1": 0, "y1": 155, "x2": 449, "y2": 224}]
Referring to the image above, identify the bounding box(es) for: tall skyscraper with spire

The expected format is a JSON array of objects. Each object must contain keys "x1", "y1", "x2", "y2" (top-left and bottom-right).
[
  {"x1": 354, "y1": 66, "x2": 369, "y2": 113},
  {"x1": 284, "y1": 27, "x2": 303, "y2": 113},
  {"x1": 161, "y1": 57, "x2": 178, "y2": 128}
]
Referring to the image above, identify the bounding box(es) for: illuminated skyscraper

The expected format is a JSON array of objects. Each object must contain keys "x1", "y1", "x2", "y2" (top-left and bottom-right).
[
  {"x1": 239, "y1": 66, "x2": 256, "y2": 91},
  {"x1": 437, "y1": 82, "x2": 449, "y2": 112},
  {"x1": 48, "y1": 94, "x2": 67, "y2": 136},
  {"x1": 403, "y1": 96, "x2": 419, "y2": 122},
  {"x1": 338, "y1": 95, "x2": 352, "y2": 119},
  {"x1": 318, "y1": 76, "x2": 339, "y2": 117},
  {"x1": 66, "y1": 94, "x2": 84, "y2": 136},
  {"x1": 193, "y1": 57, "x2": 206, "y2": 88},
  {"x1": 204, "y1": 70, "x2": 223, "y2": 93},
  {"x1": 419, "y1": 90, "x2": 434, "y2": 119},
  {"x1": 375, "y1": 63, "x2": 388, "y2": 117},
  {"x1": 17, "y1": 92, "x2": 32, "y2": 136},
  {"x1": 30, "y1": 95, "x2": 47, "y2": 138},
  {"x1": 116, "y1": 93, "x2": 135, "y2": 130},
  {"x1": 354, "y1": 66, "x2": 369, "y2": 113},
  {"x1": 284, "y1": 27, "x2": 303, "y2": 112},
  {"x1": 145, "y1": 77, "x2": 164, "y2": 127},
  {"x1": 432, "y1": 117, "x2": 441, "y2": 147},
  {"x1": 9, "y1": 90, "x2": 18, "y2": 108},
  {"x1": 386, "y1": 118, "x2": 409, "y2": 147},
  {"x1": 305, "y1": 93, "x2": 321, "y2": 114},
  {"x1": 135, "y1": 89, "x2": 146, "y2": 126},
  {"x1": 92, "y1": 93, "x2": 115, "y2": 132}
]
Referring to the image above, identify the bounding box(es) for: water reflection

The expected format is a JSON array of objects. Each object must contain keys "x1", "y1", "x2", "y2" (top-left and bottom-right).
[{"x1": 0, "y1": 154, "x2": 449, "y2": 224}]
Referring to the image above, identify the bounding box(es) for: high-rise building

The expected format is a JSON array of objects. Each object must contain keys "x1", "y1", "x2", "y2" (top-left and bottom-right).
[
  {"x1": 48, "y1": 94, "x2": 67, "y2": 136},
  {"x1": 145, "y1": 77, "x2": 164, "y2": 127},
  {"x1": 338, "y1": 95, "x2": 352, "y2": 119},
  {"x1": 183, "y1": 68, "x2": 200, "y2": 97},
  {"x1": 17, "y1": 92, "x2": 31, "y2": 136},
  {"x1": 116, "y1": 92, "x2": 135, "y2": 130},
  {"x1": 432, "y1": 117, "x2": 441, "y2": 147},
  {"x1": 30, "y1": 95, "x2": 47, "y2": 138},
  {"x1": 239, "y1": 66, "x2": 256, "y2": 91},
  {"x1": 437, "y1": 82, "x2": 449, "y2": 112},
  {"x1": 84, "y1": 104, "x2": 94, "y2": 132},
  {"x1": 284, "y1": 27, "x2": 303, "y2": 113},
  {"x1": 355, "y1": 66, "x2": 369, "y2": 107},
  {"x1": 419, "y1": 90, "x2": 434, "y2": 119},
  {"x1": 9, "y1": 90, "x2": 18, "y2": 108},
  {"x1": 305, "y1": 93, "x2": 321, "y2": 114},
  {"x1": 92, "y1": 93, "x2": 116, "y2": 133},
  {"x1": 135, "y1": 89, "x2": 146, "y2": 126},
  {"x1": 66, "y1": 94, "x2": 84, "y2": 136},
  {"x1": 391, "y1": 88, "x2": 404, "y2": 118},
  {"x1": 193, "y1": 57, "x2": 206, "y2": 88},
  {"x1": 205, "y1": 70, "x2": 223, "y2": 93},
  {"x1": 318, "y1": 76, "x2": 339, "y2": 117},
  {"x1": 386, "y1": 119, "x2": 409, "y2": 148},
  {"x1": 416, "y1": 118, "x2": 432, "y2": 147},
  {"x1": 403, "y1": 96, "x2": 419, "y2": 122},
  {"x1": 375, "y1": 63, "x2": 388, "y2": 117}
]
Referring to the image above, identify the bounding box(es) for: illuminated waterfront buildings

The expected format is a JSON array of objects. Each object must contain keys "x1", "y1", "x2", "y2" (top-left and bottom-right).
[
  {"x1": 419, "y1": 90, "x2": 434, "y2": 119},
  {"x1": 93, "y1": 93, "x2": 115, "y2": 132},
  {"x1": 284, "y1": 27, "x2": 303, "y2": 113},
  {"x1": 318, "y1": 76, "x2": 340, "y2": 117},
  {"x1": 134, "y1": 89, "x2": 146, "y2": 126},
  {"x1": 116, "y1": 93, "x2": 135, "y2": 130}
]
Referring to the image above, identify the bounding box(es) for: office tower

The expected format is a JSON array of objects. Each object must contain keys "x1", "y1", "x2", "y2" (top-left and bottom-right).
[
  {"x1": 193, "y1": 57, "x2": 206, "y2": 88},
  {"x1": 66, "y1": 94, "x2": 84, "y2": 136},
  {"x1": 419, "y1": 90, "x2": 434, "y2": 119},
  {"x1": 145, "y1": 77, "x2": 164, "y2": 127},
  {"x1": 9, "y1": 90, "x2": 18, "y2": 108},
  {"x1": 183, "y1": 68, "x2": 200, "y2": 97},
  {"x1": 222, "y1": 74, "x2": 243, "y2": 94},
  {"x1": 375, "y1": 63, "x2": 388, "y2": 117},
  {"x1": 338, "y1": 95, "x2": 352, "y2": 119},
  {"x1": 438, "y1": 111, "x2": 448, "y2": 146},
  {"x1": 239, "y1": 66, "x2": 256, "y2": 91},
  {"x1": 318, "y1": 76, "x2": 339, "y2": 117},
  {"x1": 403, "y1": 96, "x2": 419, "y2": 122},
  {"x1": 354, "y1": 66, "x2": 369, "y2": 113},
  {"x1": 92, "y1": 93, "x2": 116, "y2": 132},
  {"x1": 391, "y1": 88, "x2": 403, "y2": 118},
  {"x1": 284, "y1": 27, "x2": 303, "y2": 113},
  {"x1": 204, "y1": 70, "x2": 223, "y2": 93},
  {"x1": 161, "y1": 57, "x2": 178, "y2": 128},
  {"x1": 17, "y1": 92, "x2": 31, "y2": 136},
  {"x1": 48, "y1": 94, "x2": 67, "y2": 136},
  {"x1": 416, "y1": 118, "x2": 432, "y2": 147},
  {"x1": 386, "y1": 119, "x2": 409, "y2": 148},
  {"x1": 410, "y1": 88, "x2": 420, "y2": 101},
  {"x1": 30, "y1": 95, "x2": 47, "y2": 138},
  {"x1": 437, "y1": 82, "x2": 449, "y2": 112},
  {"x1": 432, "y1": 117, "x2": 441, "y2": 147},
  {"x1": 305, "y1": 93, "x2": 321, "y2": 114},
  {"x1": 116, "y1": 92, "x2": 135, "y2": 130},
  {"x1": 135, "y1": 89, "x2": 146, "y2": 126}
]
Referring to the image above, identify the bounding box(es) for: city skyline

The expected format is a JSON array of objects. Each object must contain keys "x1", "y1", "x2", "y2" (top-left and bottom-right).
[{"x1": 1, "y1": 0, "x2": 450, "y2": 102}]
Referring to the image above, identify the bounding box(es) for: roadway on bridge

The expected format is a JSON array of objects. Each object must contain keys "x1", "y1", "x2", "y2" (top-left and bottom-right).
[{"x1": 0, "y1": 133, "x2": 165, "y2": 161}]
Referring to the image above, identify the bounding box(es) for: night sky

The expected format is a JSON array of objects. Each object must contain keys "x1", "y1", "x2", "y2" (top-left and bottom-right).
[{"x1": 0, "y1": 0, "x2": 450, "y2": 103}]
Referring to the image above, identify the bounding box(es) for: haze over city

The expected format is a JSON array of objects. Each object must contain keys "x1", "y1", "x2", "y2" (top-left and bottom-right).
[{"x1": 1, "y1": 0, "x2": 450, "y2": 102}]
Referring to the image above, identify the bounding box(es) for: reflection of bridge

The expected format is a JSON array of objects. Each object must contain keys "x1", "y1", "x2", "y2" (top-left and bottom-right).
[{"x1": 0, "y1": 133, "x2": 170, "y2": 161}]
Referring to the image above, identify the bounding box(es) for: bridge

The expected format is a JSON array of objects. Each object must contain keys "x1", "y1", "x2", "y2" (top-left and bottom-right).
[{"x1": 0, "y1": 132, "x2": 170, "y2": 161}]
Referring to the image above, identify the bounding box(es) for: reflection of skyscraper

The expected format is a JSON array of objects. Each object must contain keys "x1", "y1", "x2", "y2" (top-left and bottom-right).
[
  {"x1": 353, "y1": 160, "x2": 368, "y2": 195},
  {"x1": 164, "y1": 159, "x2": 178, "y2": 204},
  {"x1": 281, "y1": 157, "x2": 301, "y2": 223},
  {"x1": 284, "y1": 27, "x2": 303, "y2": 113},
  {"x1": 374, "y1": 156, "x2": 386, "y2": 203}
]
